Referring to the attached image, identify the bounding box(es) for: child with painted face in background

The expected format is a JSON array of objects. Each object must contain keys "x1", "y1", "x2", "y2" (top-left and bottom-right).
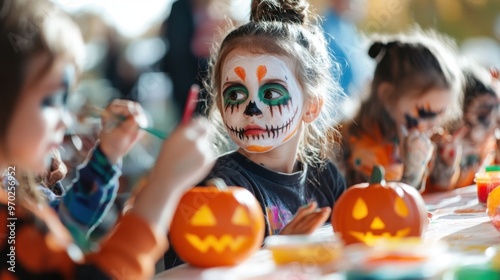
[
  {"x1": 334, "y1": 29, "x2": 462, "y2": 191},
  {"x1": 0, "y1": 0, "x2": 214, "y2": 278},
  {"x1": 202, "y1": 0, "x2": 346, "y2": 236},
  {"x1": 427, "y1": 63, "x2": 500, "y2": 191}
]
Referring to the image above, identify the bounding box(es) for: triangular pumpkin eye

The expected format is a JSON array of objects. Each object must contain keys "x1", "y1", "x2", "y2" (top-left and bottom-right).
[
  {"x1": 190, "y1": 205, "x2": 216, "y2": 226},
  {"x1": 394, "y1": 196, "x2": 409, "y2": 218},
  {"x1": 352, "y1": 198, "x2": 368, "y2": 220},
  {"x1": 231, "y1": 206, "x2": 251, "y2": 226}
]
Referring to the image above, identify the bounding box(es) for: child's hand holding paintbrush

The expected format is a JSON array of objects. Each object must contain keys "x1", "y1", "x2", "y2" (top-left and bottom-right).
[
  {"x1": 89, "y1": 85, "x2": 200, "y2": 164},
  {"x1": 90, "y1": 84, "x2": 200, "y2": 138},
  {"x1": 91, "y1": 99, "x2": 149, "y2": 164}
]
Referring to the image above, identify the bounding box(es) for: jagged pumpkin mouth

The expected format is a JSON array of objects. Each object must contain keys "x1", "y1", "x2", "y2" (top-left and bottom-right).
[
  {"x1": 185, "y1": 234, "x2": 248, "y2": 253},
  {"x1": 349, "y1": 228, "x2": 411, "y2": 246}
]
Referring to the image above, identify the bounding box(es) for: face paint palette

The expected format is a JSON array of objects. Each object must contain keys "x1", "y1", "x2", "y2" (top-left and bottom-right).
[{"x1": 343, "y1": 238, "x2": 452, "y2": 280}]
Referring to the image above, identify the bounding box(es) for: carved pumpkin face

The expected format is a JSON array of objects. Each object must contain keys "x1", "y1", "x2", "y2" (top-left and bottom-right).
[
  {"x1": 332, "y1": 166, "x2": 427, "y2": 246},
  {"x1": 169, "y1": 186, "x2": 265, "y2": 268}
]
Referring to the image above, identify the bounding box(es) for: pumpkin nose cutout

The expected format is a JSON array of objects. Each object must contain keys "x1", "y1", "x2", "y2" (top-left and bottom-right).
[
  {"x1": 370, "y1": 216, "x2": 385, "y2": 230},
  {"x1": 244, "y1": 101, "x2": 262, "y2": 116}
]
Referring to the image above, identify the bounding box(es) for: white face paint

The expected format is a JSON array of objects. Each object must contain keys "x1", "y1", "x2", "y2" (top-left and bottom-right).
[
  {"x1": 220, "y1": 50, "x2": 304, "y2": 153},
  {"x1": 6, "y1": 55, "x2": 70, "y2": 173}
]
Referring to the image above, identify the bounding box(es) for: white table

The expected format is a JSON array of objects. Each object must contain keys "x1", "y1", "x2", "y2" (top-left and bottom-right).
[
  {"x1": 154, "y1": 185, "x2": 499, "y2": 279},
  {"x1": 423, "y1": 185, "x2": 498, "y2": 256}
]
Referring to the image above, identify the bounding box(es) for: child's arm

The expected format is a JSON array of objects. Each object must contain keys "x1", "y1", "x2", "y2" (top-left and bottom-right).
[
  {"x1": 0, "y1": 118, "x2": 215, "y2": 280},
  {"x1": 57, "y1": 145, "x2": 121, "y2": 249},
  {"x1": 128, "y1": 118, "x2": 215, "y2": 236},
  {"x1": 57, "y1": 99, "x2": 148, "y2": 248}
]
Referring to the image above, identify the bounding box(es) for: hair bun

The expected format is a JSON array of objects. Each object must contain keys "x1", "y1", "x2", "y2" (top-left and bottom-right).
[
  {"x1": 368, "y1": 41, "x2": 397, "y2": 61},
  {"x1": 368, "y1": 42, "x2": 385, "y2": 59},
  {"x1": 251, "y1": 0, "x2": 309, "y2": 25}
]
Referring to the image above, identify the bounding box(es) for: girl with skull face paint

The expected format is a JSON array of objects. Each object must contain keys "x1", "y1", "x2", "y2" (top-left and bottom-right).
[
  {"x1": 198, "y1": 0, "x2": 347, "y2": 238},
  {"x1": 164, "y1": 2, "x2": 345, "y2": 267},
  {"x1": 332, "y1": 29, "x2": 462, "y2": 191},
  {"x1": 426, "y1": 62, "x2": 500, "y2": 191}
]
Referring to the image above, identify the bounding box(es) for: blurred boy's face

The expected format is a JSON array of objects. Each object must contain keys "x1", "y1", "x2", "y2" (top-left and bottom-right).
[
  {"x1": 5, "y1": 54, "x2": 70, "y2": 173},
  {"x1": 220, "y1": 49, "x2": 304, "y2": 153},
  {"x1": 388, "y1": 87, "x2": 452, "y2": 134},
  {"x1": 464, "y1": 94, "x2": 499, "y2": 143}
]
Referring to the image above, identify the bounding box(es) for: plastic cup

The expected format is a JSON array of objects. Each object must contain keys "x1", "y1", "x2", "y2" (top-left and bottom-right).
[
  {"x1": 486, "y1": 167, "x2": 500, "y2": 198},
  {"x1": 476, "y1": 166, "x2": 500, "y2": 205},
  {"x1": 475, "y1": 172, "x2": 491, "y2": 204}
]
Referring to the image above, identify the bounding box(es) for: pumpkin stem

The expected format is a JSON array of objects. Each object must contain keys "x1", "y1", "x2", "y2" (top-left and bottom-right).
[
  {"x1": 206, "y1": 178, "x2": 228, "y2": 191},
  {"x1": 369, "y1": 165, "x2": 386, "y2": 185}
]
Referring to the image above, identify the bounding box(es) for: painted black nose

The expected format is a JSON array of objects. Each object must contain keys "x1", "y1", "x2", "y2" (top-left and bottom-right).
[{"x1": 244, "y1": 101, "x2": 262, "y2": 116}]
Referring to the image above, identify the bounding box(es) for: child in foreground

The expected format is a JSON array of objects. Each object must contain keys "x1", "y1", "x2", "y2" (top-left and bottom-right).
[{"x1": 0, "y1": 0, "x2": 214, "y2": 278}]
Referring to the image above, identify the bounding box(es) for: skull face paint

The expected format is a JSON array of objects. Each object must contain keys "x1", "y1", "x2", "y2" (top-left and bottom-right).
[{"x1": 220, "y1": 51, "x2": 304, "y2": 153}]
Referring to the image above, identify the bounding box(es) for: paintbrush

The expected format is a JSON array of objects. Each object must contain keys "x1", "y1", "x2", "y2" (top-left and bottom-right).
[
  {"x1": 87, "y1": 85, "x2": 200, "y2": 140},
  {"x1": 181, "y1": 84, "x2": 200, "y2": 124},
  {"x1": 87, "y1": 105, "x2": 168, "y2": 140}
]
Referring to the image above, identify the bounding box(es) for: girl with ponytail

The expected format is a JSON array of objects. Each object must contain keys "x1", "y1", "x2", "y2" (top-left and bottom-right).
[
  {"x1": 333, "y1": 28, "x2": 462, "y2": 191},
  {"x1": 204, "y1": 0, "x2": 346, "y2": 236},
  {"x1": 165, "y1": 1, "x2": 346, "y2": 268}
]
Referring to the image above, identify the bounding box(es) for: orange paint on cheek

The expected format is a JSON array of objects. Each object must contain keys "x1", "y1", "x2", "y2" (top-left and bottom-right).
[
  {"x1": 246, "y1": 145, "x2": 272, "y2": 152},
  {"x1": 234, "y1": 66, "x2": 246, "y2": 82},
  {"x1": 257, "y1": 65, "x2": 267, "y2": 82},
  {"x1": 281, "y1": 124, "x2": 299, "y2": 143}
]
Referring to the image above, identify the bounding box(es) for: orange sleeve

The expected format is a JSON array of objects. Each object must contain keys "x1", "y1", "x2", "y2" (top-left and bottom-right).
[
  {"x1": 87, "y1": 213, "x2": 168, "y2": 279},
  {"x1": 0, "y1": 190, "x2": 168, "y2": 280},
  {"x1": 0, "y1": 191, "x2": 76, "y2": 279}
]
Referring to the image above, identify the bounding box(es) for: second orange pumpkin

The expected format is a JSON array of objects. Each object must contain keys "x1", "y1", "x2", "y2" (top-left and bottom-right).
[{"x1": 331, "y1": 166, "x2": 428, "y2": 246}]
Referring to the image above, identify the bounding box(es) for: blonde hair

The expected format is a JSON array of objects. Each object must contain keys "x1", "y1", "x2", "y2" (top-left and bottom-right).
[{"x1": 205, "y1": 0, "x2": 342, "y2": 168}]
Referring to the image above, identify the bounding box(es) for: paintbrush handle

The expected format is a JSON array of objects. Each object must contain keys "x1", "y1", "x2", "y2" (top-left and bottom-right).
[
  {"x1": 181, "y1": 84, "x2": 200, "y2": 124},
  {"x1": 88, "y1": 106, "x2": 167, "y2": 140},
  {"x1": 140, "y1": 126, "x2": 167, "y2": 140}
]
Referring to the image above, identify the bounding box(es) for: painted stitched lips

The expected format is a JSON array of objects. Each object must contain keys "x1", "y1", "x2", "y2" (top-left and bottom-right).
[{"x1": 226, "y1": 107, "x2": 299, "y2": 141}]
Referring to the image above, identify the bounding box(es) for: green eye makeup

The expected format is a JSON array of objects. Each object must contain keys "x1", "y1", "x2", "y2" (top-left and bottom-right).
[
  {"x1": 223, "y1": 85, "x2": 249, "y2": 113},
  {"x1": 259, "y1": 83, "x2": 290, "y2": 106},
  {"x1": 259, "y1": 83, "x2": 291, "y2": 116}
]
